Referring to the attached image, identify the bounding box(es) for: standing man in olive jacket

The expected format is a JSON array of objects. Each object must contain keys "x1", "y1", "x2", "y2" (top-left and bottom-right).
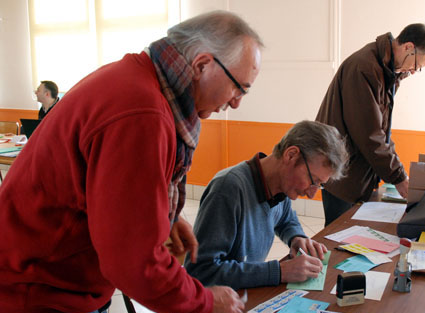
[{"x1": 316, "y1": 23, "x2": 425, "y2": 226}]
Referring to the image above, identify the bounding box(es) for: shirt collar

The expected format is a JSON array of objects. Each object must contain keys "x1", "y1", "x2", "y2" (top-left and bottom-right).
[
  {"x1": 246, "y1": 152, "x2": 287, "y2": 208},
  {"x1": 43, "y1": 97, "x2": 59, "y2": 113}
]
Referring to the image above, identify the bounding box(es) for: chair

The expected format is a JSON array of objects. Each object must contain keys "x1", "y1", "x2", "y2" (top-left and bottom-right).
[
  {"x1": 0, "y1": 121, "x2": 19, "y2": 135},
  {"x1": 0, "y1": 121, "x2": 19, "y2": 182}
]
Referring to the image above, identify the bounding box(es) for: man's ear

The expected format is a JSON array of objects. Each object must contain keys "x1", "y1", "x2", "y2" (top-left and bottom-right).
[
  {"x1": 403, "y1": 41, "x2": 415, "y2": 53},
  {"x1": 283, "y1": 146, "x2": 300, "y2": 163},
  {"x1": 191, "y1": 53, "x2": 213, "y2": 80}
]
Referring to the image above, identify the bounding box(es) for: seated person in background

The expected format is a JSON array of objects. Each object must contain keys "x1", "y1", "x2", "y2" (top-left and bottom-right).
[
  {"x1": 185, "y1": 120, "x2": 348, "y2": 290},
  {"x1": 35, "y1": 80, "x2": 60, "y2": 119}
]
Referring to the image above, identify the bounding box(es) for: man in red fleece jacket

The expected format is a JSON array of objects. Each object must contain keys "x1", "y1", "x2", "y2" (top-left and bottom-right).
[{"x1": 0, "y1": 10, "x2": 263, "y2": 313}]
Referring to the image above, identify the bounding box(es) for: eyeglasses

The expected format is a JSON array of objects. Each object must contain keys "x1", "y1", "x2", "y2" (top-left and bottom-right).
[
  {"x1": 415, "y1": 47, "x2": 422, "y2": 72},
  {"x1": 213, "y1": 57, "x2": 248, "y2": 99},
  {"x1": 300, "y1": 150, "x2": 325, "y2": 190}
]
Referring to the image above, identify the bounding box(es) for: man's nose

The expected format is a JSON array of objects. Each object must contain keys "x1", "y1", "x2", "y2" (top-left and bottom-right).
[
  {"x1": 228, "y1": 97, "x2": 242, "y2": 109},
  {"x1": 305, "y1": 187, "x2": 317, "y2": 199}
]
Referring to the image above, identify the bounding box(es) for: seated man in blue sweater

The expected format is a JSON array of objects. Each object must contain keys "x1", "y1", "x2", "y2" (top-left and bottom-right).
[{"x1": 185, "y1": 120, "x2": 348, "y2": 290}]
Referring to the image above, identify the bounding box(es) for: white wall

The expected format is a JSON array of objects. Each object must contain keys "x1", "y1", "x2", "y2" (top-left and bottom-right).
[
  {"x1": 340, "y1": 0, "x2": 425, "y2": 131},
  {"x1": 0, "y1": 0, "x2": 37, "y2": 110},
  {"x1": 182, "y1": 0, "x2": 425, "y2": 131},
  {"x1": 1, "y1": 0, "x2": 425, "y2": 130},
  {"x1": 228, "y1": 0, "x2": 337, "y2": 124}
]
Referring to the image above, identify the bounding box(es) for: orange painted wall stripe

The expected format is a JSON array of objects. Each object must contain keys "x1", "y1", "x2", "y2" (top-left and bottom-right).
[
  {"x1": 188, "y1": 119, "x2": 425, "y2": 201},
  {"x1": 0, "y1": 108, "x2": 38, "y2": 125},
  {"x1": 2, "y1": 109, "x2": 424, "y2": 201}
]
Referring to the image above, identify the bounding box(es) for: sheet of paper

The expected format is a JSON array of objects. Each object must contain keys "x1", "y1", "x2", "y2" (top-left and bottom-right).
[
  {"x1": 382, "y1": 186, "x2": 407, "y2": 203},
  {"x1": 351, "y1": 202, "x2": 406, "y2": 223},
  {"x1": 365, "y1": 228, "x2": 393, "y2": 242},
  {"x1": 325, "y1": 225, "x2": 367, "y2": 242},
  {"x1": 382, "y1": 192, "x2": 405, "y2": 201},
  {"x1": 287, "y1": 265, "x2": 328, "y2": 291},
  {"x1": 325, "y1": 226, "x2": 400, "y2": 257},
  {"x1": 286, "y1": 251, "x2": 331, "y2": 291},
  {"x1": 326, "y1": 226, "x2": 398, "y2": 244},
  {"x1": 340, "y1": 243, "x2": 374, "y2": 254},
  {"x1": 248, "y1": 290, "x2": 308, "y2": 313},
  {"x1": 382, "y1": 183, "x2": 396, "y2": 189},
  {"x1": 0, "y1": 146, "x2": 23, "y2": 154},
  {"x1": 343, "y1": 235, "x2": 399, "y2": 253},
  {"x1": 331, "y1": 271, "x2": 390, "y2": 301},
  {"x1": 410, "y1": 249, "x2": 425, "y2": 271},
  {"x1": 277, "y1": 296, "x2": 329, "y2": 313},
  {"x1": 367, "y1": 229, "x2": 401, "y2": 257},
  {"x1": 0, "y1": 150, "x2": 20, "y2": 157},
  {"x1": 334, "y1": 255, "x2": 376, "y2": 273},
  {"x1": 339, "y1": 243, "x2": 392, "y2": 265}
]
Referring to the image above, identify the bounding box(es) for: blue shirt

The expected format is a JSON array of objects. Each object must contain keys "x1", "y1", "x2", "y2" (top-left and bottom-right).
[{"x1": 185, "y1": 153, "x2": 305, "y2": 290}]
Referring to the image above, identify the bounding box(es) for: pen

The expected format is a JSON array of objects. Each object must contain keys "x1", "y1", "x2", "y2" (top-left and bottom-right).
[
  {"x1": 241, "y1": 255, "x2": 248, "y2": 303},
  {"x1": 299, "y1": 248, "x2": 323, "y2": 274},
  {"x1": 298, "y1": 248, "x2": 308, "y2": 256},
  {"x1": 334, "y1": 246, "x2": 346, "y2": 252}
]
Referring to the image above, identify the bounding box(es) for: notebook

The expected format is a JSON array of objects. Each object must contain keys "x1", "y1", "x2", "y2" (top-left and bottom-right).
[{"x1": 20, "y1": 118, "x2": 41, "y2": 138}]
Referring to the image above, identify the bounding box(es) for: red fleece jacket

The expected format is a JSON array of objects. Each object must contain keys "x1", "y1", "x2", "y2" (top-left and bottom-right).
[{"x1": 0, "y1": 52, "x2": 212, "y2": 313}]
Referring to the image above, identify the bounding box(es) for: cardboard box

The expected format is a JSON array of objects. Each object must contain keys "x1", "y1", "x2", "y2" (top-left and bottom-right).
[
  {"x1": 408, "y1": 161, "x2": 425, "y2": 204},
  {"x1": 408, "y1": 188, "x2": 425, "y2": 204},
  {"x1": 410, "y1": 162, "x2": 425, "y2": 189}
]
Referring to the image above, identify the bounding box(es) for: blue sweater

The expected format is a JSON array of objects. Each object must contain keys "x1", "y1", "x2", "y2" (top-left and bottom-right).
[{"x1": 185, "y1": 155, "x2": 305, "y2": 290}]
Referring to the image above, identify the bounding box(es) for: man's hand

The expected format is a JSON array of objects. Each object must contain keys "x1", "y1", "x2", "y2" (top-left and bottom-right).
[
  {"x1": 395, "y1": 177, "x2": 409, "y2": 199},
  {"x1": 209, "y1": 286, "x2": 245, "y2": 313},
  {"x1": 289, "y1": 237, "x2": 327, "y2": 260},
  {"x1": 279, "y1": 254, "x2": 323, "y2": 283},
  {"x1": 168, "y1": 217, "x2": 198, "y2": 263}
]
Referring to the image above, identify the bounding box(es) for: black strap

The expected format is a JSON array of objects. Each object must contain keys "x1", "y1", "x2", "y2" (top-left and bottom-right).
[{"x1": 122, "y1": 294, "x2": 137, "y2": 313}]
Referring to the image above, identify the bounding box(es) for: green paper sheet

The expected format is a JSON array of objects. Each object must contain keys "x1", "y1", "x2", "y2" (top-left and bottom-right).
[
  {"x1": 0, "y1": 146, "x2": 23, "y2": 154},
  {"x1": 286, "y1": 251, "x2": 331, "y2": 291}
]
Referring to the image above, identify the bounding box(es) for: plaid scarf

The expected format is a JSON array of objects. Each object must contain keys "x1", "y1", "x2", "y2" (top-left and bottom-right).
[{"x1": 149, "y1": 38, "x2": 200, "y2": 224}]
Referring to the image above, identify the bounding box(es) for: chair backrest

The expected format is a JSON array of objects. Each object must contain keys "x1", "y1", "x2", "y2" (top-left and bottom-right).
[{"x1": 0, "y1": 121, "x2": 19, "y2": 135}]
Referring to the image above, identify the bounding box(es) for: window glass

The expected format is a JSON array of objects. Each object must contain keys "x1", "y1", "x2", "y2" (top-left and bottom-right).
[
  {"x1": 102, "y1": 0, "x2": 167, "y2": 19},
  {"x1": 33, "y1": 0, "x2": 87, "y2": 24},
  {"x1": 34, "y1": 34, "x2": 97, "y2": 90},
  {"x1": 29, "y1": 0, "x2": 177, "y2": 92}
]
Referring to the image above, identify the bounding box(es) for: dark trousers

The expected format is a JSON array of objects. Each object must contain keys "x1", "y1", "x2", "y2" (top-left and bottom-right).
[{"x1": 321, "y1": 189, "x2": 353, "y2": 226}]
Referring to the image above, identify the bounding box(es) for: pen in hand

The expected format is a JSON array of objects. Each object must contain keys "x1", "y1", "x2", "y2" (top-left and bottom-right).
[
  {"x1": 241, "y1": 256, "x2": 248, "y2": 303},
  {"x1": 298, "y1": 248, "x2": 323, "y2": 274},
  {"x1": 241, "y1": 287, "x2": 248, "y2": 303},
  {"x1": 298, "y1": 247, "x2": 308, "y2": 256}
]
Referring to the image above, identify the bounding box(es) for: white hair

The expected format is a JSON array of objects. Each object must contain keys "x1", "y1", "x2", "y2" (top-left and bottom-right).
[{"x1": 167, "y1": 10, "x2": 264, "y2": 66}]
